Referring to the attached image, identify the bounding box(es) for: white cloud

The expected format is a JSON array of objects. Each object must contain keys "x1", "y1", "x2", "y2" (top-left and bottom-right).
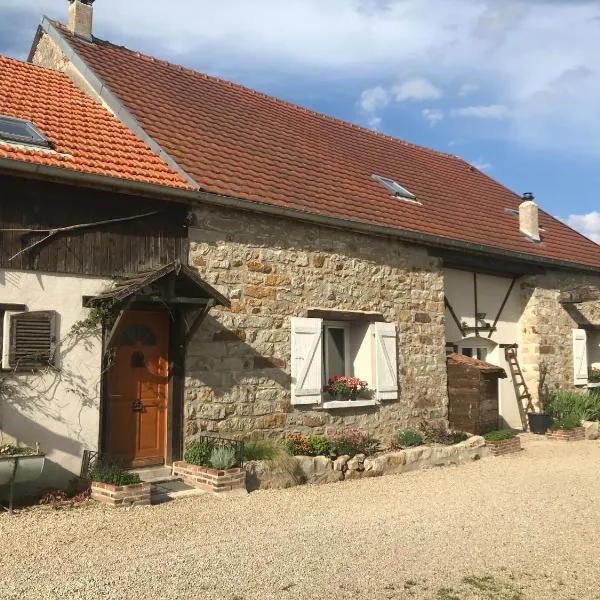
[
  {"x1": 359, "y1": 86, "x2": 390, "y2": 114},
  {"x1": 453, "y1": 105, "x2": 512, "y2": 119},
  {"x1": 471, "y1": 159, "x2": 492, "y2": 171},
  {"x1": 358, "y1": 86, "x2": 390, "y2": 130},
  {"x1": 566, "y1": 212, "x2": 600, "y2": 244},
  {"x1": 458, "y1": 83, "x2": 479, "y2": 96},
  {"x1": 392, "y1": 77, "x2": 442, "y2": 102},
  {"x1": 422, "y1": 108, "x2": 444, "y2": 126}
]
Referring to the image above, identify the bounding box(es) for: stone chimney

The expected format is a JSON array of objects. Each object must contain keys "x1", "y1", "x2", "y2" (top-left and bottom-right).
[
  {"x1": 68, "y1": 0, "x2": 94, "y2": 41},
  {"x1": 519, "y1": 192, "x2": 540, "y2": 242}
]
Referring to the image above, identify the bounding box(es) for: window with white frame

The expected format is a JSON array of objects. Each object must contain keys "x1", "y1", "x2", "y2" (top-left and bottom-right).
[
  {"x1": 290, "y1": 316, "x2": 398, "y2": 406},
  {"x1": 573, "y1": 328, "x2": 600, "y2": 386},
  {"x1": 0, "y1": 305, "x2": 58, "y2": 370}
]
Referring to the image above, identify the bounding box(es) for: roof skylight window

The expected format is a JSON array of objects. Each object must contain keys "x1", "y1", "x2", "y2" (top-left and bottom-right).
[
  {"x1": 372, "y1": 174, "x2": 417, "y2": 201},
  {"x1": 0, "y1": 115, "x2": 51, "y2": 148}
]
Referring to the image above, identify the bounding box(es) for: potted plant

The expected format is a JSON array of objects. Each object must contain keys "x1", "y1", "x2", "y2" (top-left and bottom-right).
[
  {"x1": 589, "y1": 367, "x2": 600, "y2": 384},
  {"x1": 527, "y1": 364, "x2": 552, "y2": 434},
  {"x1": 1, "y1": 443, "x2": 45, "y2": 513},
  {"x1": 324, "y1": 376, "x2": 369, "y2": 401},
  {"x1": 88, "y1": 461, "x2": 151, "y2": 508},
  {"x1": 483, "y1": 430, "x2": 521, "y2": 455},
  {"x1": 547, "y1": 414, "x2": 586, "y2": 442}
]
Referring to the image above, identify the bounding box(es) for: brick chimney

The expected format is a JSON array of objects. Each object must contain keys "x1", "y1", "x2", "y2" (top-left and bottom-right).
[
  {"x1": 68, "y1": 0, "x2": 94, "y2": 41},
  {"x1": 519, "y1": 192, "x2": 540, "y2": 242}
]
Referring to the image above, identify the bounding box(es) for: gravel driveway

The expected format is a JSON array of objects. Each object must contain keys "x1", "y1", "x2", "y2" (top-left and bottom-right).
[{"x1": 1, "y1": 436, "x2": 599, "y2": 600}]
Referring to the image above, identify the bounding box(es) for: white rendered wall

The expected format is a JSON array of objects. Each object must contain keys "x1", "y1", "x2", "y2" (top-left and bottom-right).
[
  {"x1": 444, "y1": 268, "x2": 523, "y2": 429},
  {"x1": 0, "y1": 269, "x2": 110, "y2": 490}
]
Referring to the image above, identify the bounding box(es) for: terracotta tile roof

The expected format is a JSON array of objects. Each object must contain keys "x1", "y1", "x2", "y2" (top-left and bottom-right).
[
  {"x1": 447, "y1": 353, "x2": 507, "y2": 377},
  {"x1": 0, "y1": 56, "x2": 192, "y2": 190},
  {"x1": 54, "y1": 26, "x2": 600, "y2": 268}
]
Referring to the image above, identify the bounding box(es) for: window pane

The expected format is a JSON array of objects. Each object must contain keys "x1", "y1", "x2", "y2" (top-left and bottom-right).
[
  {"x1": 476, "y1": 348, "x2": 487, "y2": 361},
  {"x1": 462, "y1": 347, "x2": 473, "y2": 358},
  {"x1": 326, "y1": 327, "x2": 346, "y2": 379}
]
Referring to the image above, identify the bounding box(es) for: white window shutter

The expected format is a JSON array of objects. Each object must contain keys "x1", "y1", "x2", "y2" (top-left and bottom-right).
[
  {"x1": 374, "y1": 321, "x2": 398, "y2": 401},
  {"x1": 573, "y1": 328, "x2": 588, "y2": 385},
  {"x1": 291, "y1": 317, "x2": 323, "y2": 405}
]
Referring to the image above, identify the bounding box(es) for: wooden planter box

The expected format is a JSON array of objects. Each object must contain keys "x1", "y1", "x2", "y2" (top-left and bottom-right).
[
  {"x1": 486, "y1": 437, "x2": 521, "y2": 456},
  {"x1": 90, "y1": 481, "x2": 151, "y2": 507},
  {"x1": 546, "y1": 427, "x2": 586, "y2": 442},
  {"x1": 172, "y1": 461, "x2": 246, "y2": 495}
]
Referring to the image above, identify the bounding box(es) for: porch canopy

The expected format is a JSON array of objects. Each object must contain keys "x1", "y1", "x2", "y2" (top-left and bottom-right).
[{"x1": 88, "y1": 260, "x2": 229, "y2": 348}]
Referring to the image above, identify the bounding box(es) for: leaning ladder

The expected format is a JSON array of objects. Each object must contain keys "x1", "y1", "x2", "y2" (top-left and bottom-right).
[{"x1": 504, "y1": 345, "x2": 534, "y2": 430}]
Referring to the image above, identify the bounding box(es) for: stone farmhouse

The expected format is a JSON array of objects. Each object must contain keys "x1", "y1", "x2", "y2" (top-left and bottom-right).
[{"x1": 1, "y1": 0, "x2": 599, "y2": 487}]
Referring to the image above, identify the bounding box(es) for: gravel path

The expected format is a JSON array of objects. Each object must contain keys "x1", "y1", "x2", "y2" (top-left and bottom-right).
[{"x1": 1, "y1": 436, "x2": 600, "y2": 600}]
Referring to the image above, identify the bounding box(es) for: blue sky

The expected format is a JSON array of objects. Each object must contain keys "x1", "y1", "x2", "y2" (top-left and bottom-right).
[{"x1": 1, "y1": 0, "x2": 599, "y2": 242}]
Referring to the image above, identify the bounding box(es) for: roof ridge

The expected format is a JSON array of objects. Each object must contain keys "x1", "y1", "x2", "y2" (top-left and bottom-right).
[{"x1": 52, "y1": 21, "x2": 458, "y2": 162}]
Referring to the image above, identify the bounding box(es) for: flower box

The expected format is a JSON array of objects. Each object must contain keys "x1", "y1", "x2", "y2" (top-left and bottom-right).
[
  {"x1": 0, "y1": 454, "x2": 45, "y2": 486},
  {"x1": 90, "y1": 481, "x2": 151, "y2": 507},
  {"x1": 485, "y1": 437, "x2": 521, "y2": 456},
  {"x1": 546, "y1": 426, "x2": 586, "y2": 442},
  {"x1": 172, "y1": 461, "x2": 247, "y2": 495}
]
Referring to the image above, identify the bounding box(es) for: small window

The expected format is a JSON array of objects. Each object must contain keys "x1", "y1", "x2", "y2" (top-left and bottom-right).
[
  {"x1": 290, "y1": 316, "x2": 398, "y2": 406},
  {"x1": 0, "y1": 115, "x2": 52, "y2": 148},
  {"x1": 2, "y1": 310, "x2": 58, "y2": 370},
  {"x1": 372, "y1": 174, "x2": 417, "y2": 201},
  {"x1": 461, "y1": 346, "x2": 487, "y2": 361}
]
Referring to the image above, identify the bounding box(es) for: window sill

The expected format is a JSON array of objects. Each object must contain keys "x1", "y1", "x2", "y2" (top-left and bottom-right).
[
  {"x1": 586, "y1": 382, "x2": 600, "y2": 388},
  {"x1": 320, "y1": 399, "x2": 378, "y2": 410}
]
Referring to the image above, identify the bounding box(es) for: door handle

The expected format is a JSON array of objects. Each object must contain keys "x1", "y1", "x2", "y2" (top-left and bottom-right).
[{"x1": 131, "y1": 399, "x2": 144, "y2": 412}]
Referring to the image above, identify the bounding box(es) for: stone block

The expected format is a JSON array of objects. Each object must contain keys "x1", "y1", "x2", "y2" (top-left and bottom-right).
[{"x1": 583, "y1": 421, "x2": 599, "y2": 440}]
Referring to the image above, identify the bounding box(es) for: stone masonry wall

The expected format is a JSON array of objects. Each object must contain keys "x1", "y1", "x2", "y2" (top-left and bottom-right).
[
  {"x1": 519, "y1": 270, "x2": 600, "y2": 404},
  {"x1": 186, "y1": 204, "x2": 447, "y2": 447}
]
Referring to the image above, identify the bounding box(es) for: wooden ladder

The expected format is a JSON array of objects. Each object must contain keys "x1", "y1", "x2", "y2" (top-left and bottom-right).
[{"x1": 504, "y1": 345, "x2": 534, "y2": 431}]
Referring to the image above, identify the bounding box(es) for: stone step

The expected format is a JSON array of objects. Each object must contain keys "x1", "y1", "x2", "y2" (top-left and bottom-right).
[
  {"x1": 150, "y1": 479, "x2": 207, "y2": 505},
  {"x1": 131, "y1": 466, "x2": 175, "y2": 484}
]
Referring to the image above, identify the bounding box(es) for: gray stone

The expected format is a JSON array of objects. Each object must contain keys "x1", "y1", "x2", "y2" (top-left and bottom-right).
[
  {"x1": 333, "y1": 455, "x2": 350, "y2": 472},
  {"x1": 346, "y1": 454, "x2": 366, "y2": 472},
  {"x1": 294, "y1": 455, "x2": 334, "y2": 484},
  {"x1": 583, "y1": 421, "x2": 599, "y2": 440},
  {"x1": 245, "y1": 458, "x2": 305, "y2": 491},
  {"x1": 463, "y1": 436, "x2": 486, "y2": 448}
]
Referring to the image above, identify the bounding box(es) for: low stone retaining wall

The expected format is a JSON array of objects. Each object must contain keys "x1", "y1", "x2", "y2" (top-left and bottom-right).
[
  {"x1": 246, "y1": 436, "x2": 488, "y2": 491},
  {"x1": 90, "y1": 482, "x2": 151, "y2": 507},
  {"x1": 486, "y1": 437, "x2": 522, "y2": 456},
  {"x1": 547, "y1": 427, "x2": 586, "y2": 442},
  {"x1": 172, "y1": 461, "x2": 247, "y2": 495}
]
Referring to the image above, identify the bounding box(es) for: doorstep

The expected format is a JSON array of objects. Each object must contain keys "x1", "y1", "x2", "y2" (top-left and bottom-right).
[
  {"x1": 130, "y1": 465, "x2": 178, "y2": 484},
  {"x1": 150, "y1": 479, "x2": 208, "y2": 505}
]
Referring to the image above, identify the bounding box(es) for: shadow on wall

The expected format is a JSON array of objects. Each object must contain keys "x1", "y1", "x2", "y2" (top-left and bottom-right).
[
  {"x1": 185, "y1": 312, "x2": 293, "y2": 439},
  {"x1": 0, "y1": 327, "x2": 101, "y2": 487}
]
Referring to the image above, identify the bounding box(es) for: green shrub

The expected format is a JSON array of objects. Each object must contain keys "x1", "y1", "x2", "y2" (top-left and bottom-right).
[
  {"x1": 419, "y1": 421, "x2": 468, "y2": 445},
  {"x1": 331, "y1": 429, "x2": 379, "y2": 457},
  {"x1": 483, "y1": 430, "x2": 516, "y2": 442},
  {"x1": 184, "y1": 440, "x2": 214, "y2": 466},
  {"x1": 88, "y1": 463, "x2": 141, "y2": 486},
  {"x1": 209, "y1": 446, "x2": 237, "y2": 469},
  {"x1": 243, "y1": 440, "x2": 281, "y2": 461},
  {"x1": 550, "y1": 413, "x2": 581, "y2": 431},
  {"x1": 545, "y1": 389, "x2": 595, "y2": 423},
  {"x1": 307, "y1": 436, "x2": 333, "y2": 456},
  {"x1": 396, "y1": 429, "x2": 423, "y2": 448}
]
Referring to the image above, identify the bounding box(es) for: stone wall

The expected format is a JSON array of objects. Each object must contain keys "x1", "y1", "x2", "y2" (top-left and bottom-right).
[
  {"x1": 186, "y1": 204, "x2": 447, "y2": 446},
  {"x1": 519, "y1": 270, "x2": 600, "y2": 404}
]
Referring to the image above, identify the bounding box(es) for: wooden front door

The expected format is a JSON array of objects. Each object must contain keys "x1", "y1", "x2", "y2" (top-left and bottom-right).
[{"x1": 107, "y1": 311, "x2": 169, "y2": 467}]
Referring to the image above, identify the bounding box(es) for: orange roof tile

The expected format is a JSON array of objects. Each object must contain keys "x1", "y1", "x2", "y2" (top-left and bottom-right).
[
  {"x1": 50, "y1": 26, "x2": 600, "y2": 268},
  {"x1": 0, "y1": 56, "x2": 192, "y2": 190}
]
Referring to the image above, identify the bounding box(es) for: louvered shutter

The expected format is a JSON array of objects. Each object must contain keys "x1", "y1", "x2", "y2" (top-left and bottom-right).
[
  {"x1": 10, "y1": 311, "x2": 57, "y2": 369},
  {"x1": 572, "y1": 328, "x2": 588, "y2": 385},
  {"x1": 374, "y1": 321, "x2": 398, "y2": 401},
  {"x1": 291, "y1": 317, "x2": 323, "y2": 405}
]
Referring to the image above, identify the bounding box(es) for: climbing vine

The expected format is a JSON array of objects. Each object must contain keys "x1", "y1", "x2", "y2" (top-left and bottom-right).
[{"x1": 68, "y1": 302, "x2": 116, "y2": 338}]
